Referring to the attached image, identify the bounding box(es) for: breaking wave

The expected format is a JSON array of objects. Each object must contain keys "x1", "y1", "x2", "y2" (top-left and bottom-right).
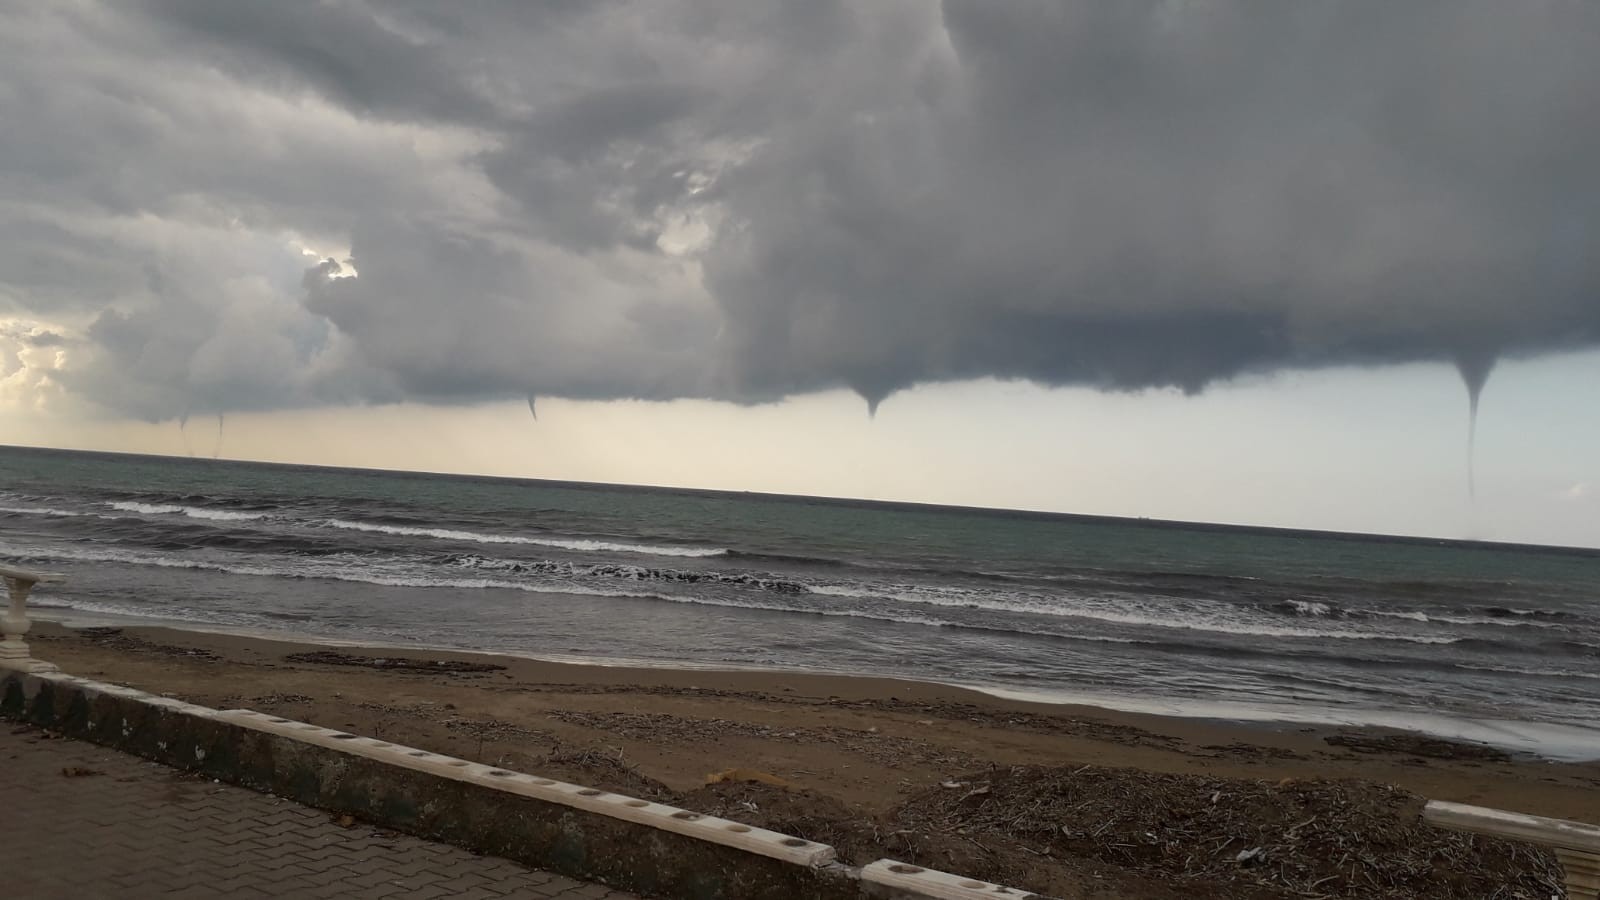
[
  {"x1": 320, "y1": 519, "x2": 726, "y2": 557},
  {"x1": 109, "y1": 501, "x2": 269, "y2": 522}
]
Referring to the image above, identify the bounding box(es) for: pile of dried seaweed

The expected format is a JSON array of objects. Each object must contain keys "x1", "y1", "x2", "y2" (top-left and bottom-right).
[
  {"x1": 281, "y1": 650, "x2": 504, "y2": 674},
  {"x1": 495, "y1": 746, "x2": 1566, "y2": 898},
  {"x1": 892, "y1": 765, "x2": 1563, "y2": 899}
]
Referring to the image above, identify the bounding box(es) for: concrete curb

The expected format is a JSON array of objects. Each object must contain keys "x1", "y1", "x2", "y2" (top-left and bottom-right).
[{"x1": 3, "y1": 670, "x2": 1044, "y2": 900}]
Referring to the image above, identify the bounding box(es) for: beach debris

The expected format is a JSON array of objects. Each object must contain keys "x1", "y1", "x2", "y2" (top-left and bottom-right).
[
  {"x1": 535, "y1": 748, "x2": 677, "y2": 802},
  {"x1": 941, "y1": 781, "x2": 967, "y2": 789},
  {"x1": 60, "y1": 766, "x2": 102, "y2": 778},
  {"x1": 890, "y1": 763, "x2": 1564, "y2": 898},
  {"x1": 334, "y1": 813, "x2": 357, "y2": 828},
  {"x1": 252, "y1": 693, "x2": 314, "y2": 705},
  {"x1": 283, "y1": 650, "x2": 505, "y2": 674},
  {"x1": 705, "y1": 768, "x2": 795, "y2": 789},
  {"x1": 69, "y1": 627, "x2": 221, "y2": 661},
  {"x1": 1323, "y1": 732, "x2": 1510, "y2": 762}
]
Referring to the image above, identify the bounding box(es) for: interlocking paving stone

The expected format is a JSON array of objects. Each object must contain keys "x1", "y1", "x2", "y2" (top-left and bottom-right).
[{"x1": 0, "y1": 724, "x2": 641, "y2": 899}]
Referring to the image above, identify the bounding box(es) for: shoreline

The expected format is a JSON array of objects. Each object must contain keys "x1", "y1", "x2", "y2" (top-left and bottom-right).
[{"x1": 31, "y1": 611, "x2": 1600, "y2": 763}]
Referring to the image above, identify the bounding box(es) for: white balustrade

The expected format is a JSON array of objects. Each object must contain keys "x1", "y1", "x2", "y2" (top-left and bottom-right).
[
  {"x1": 1425, "y1": 800, "x2": 1600, "y2": 899},
  {"x1": 0, "y1": 565, "x2": 65, "y2": 673}
]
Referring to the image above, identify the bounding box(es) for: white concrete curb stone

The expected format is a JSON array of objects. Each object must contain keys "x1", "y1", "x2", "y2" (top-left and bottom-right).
[
  {"x1": 217, "y1": 708, "x2": 839, "y2": 867},
  {"x1": 5, "y1": 670, "x2": 1051, "y2": 900},
  {"x1": 861, "y1": 860, "x2": 1036, "y2": 899}
]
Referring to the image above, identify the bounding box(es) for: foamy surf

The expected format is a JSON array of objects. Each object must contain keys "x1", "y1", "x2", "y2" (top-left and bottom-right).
[
  {"x1": 319, "y1": 518, "x2": 726, "y2": 557},
  {"x1": 109, "y1": 501, "x2": 269, "y2": 522},
  {"x1": 807, "y1": 581, "x2": 1457, "y2": 644},
  {"x1": 0, "y1": 505, "x2": 85, "y2": 518}
]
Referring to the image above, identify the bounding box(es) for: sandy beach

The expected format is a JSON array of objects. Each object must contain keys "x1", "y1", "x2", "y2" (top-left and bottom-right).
[{"x1": 25, "y1": 620, "x2": 1596, "y2": 898}]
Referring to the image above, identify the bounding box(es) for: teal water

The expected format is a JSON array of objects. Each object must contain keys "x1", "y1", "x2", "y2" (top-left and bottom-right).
[{"x1": 3, "y1": 445, "x2": 1598, "y2": 757}]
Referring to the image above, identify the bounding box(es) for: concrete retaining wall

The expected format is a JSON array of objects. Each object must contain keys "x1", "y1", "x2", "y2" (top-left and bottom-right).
[{"x1": 2, "y1": 670, "x2": 1041, "y2": 900}]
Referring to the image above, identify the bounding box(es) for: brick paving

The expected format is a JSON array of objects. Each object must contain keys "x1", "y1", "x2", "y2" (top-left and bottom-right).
[{"x1": 0, "y1": 724, "x2": 641, "y2": 899}]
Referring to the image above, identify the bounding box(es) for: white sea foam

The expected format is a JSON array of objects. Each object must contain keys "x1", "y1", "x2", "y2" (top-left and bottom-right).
[
  {"x1": 2, "y1": 543, "x2": 675, "y2": 601},
  {"x1": 108, "y1": 501, "x2": 267, "y2": 522},
  {"x1": 808, "y1": 582, "x2": 1456, "y2": 644},
  {"x1": 319, "y1": 518, "x2": 726, "y2": 557},
  {"x1": 1370, "y1": 609, "x2": 1431, "y2": 622},
  {"x1": 633, "y1": 590, "x2": 1152, "y2": 641},
  {"x1": 184, "y1": 508, "x2": 269, "y2": 522},
  {"x1": 0, "y1": 505, "x2": 84, "y2": 518},
  {"x1": 109, "y1": 501, "x2": 184, "y2": 515}
]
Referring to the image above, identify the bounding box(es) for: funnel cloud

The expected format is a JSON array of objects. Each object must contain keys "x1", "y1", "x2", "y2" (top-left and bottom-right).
[{"x1": 0, "y1": 1, "x2": 1596, "y2": 433}]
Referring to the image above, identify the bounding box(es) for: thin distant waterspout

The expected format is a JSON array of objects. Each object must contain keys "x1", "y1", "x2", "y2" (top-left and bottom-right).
[{"x1": 1454, "y1": 352, "x2": 1496, "y2": 502}]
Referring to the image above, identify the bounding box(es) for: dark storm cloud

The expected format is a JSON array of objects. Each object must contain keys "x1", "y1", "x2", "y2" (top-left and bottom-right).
[
  {"x1": 123, "y1": 0, "x2": 505, "y2": 126},
  {"x1": 2, "y1": 0, "x2": 1596, "y2": 419}
]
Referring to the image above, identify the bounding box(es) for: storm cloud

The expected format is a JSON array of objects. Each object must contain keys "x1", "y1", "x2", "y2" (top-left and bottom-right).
[{"x1": 1, "y1": 1, "x2": 1596, "y2": 420}]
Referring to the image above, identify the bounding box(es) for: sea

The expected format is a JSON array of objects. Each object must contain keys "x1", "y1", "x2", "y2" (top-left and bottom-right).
[{"x1": 3, "y1": 445, "x2": 1597, "y2": 759}]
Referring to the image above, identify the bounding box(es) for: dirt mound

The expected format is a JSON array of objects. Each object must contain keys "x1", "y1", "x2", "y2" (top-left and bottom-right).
[
  {"x1": 892, "y1": 764, "x2": 1563, "y2": 899},
  {"x1": 686, "y1": 781, "x2": 883, "y2": 864},
  {"x1": 532, "y1": 748, "x2": 678, "y2": 802}
]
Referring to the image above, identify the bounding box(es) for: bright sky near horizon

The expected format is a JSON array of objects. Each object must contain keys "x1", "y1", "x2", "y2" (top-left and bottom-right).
[
  {"x1": 9, "y1": 351, "x2": 1598, "y2": 549},
  {"x1": 2, "y1": 2, "x2": 1597, "y2": 548}
]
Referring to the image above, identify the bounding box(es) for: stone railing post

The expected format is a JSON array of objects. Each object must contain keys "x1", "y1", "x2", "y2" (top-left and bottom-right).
[
  {"x1": 0, "y1": 565, "x2": 65, "y2": 674},
  {"x1": 1424, "y1": 800, "x2": 1600, "y2": 899}
]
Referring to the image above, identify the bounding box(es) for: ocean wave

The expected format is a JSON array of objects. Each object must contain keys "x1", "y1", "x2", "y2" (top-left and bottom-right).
[
  {"x1": 726, "y1": 549, "x2": 852, "y2": 568},
  {"x1": 808, "y1": 583, "x2": 1458, "y2": 644},
  {"x1": 1454, "y1": 663, "x2": 1600, "y2": 681},
  {"x1": 5, "y1": 542, "x2": 1135, "y2": 643},
  {"x1": 2, "y1": 544, "x2": 674, "y2": 601},
  {"x1": 1483, "y1": 607, "x2": 1571, "y2": 620},
  {"x1": 23, "y1": 596, "x2": 262, "y2": 627},
  {"x1": 1365, "y1": 608, "x2": 1571, "y2": 629},
  {"x1": 625, "y1": 590, "x2": 1155, "y2": 643},
  {"x1": 449, "y1": 554, "x2": 808, "y2": 593},
  {"x1": 1368, "y1": 609, "x2": 1431, "y2": 622},
  {"x1": 320, "y1": 519, "x2": 726, "y2": 557},
  {"x1": 0, "y1": 505, "x2": 85, "y2": 518},
  {"x1": 1426, "y1": 614, "x2": 1566, "y2": 629},
  {"x1": 108, "y1": 501, "x2": 269, "y2": 522}
]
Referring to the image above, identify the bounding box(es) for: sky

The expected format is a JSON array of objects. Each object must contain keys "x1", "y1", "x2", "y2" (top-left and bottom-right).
[{"x1": 1, "y1": 2, "x2": 1597, "y2": 547}]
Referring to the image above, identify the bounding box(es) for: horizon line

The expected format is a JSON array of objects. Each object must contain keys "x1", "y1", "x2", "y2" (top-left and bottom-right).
[{"x1": 3, "y1": 441, "x2": 1597, "y2": 558}]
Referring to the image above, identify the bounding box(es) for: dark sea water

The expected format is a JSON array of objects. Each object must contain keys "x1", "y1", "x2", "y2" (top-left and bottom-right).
[{"x1": 3, "y1": 445, "x2": 1598, "y2": 758}]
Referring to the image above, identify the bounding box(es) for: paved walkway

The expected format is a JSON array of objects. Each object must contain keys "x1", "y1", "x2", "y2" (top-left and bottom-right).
[{"x1": 1, "y1": 724, "x2": 641, "y2": 899}]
